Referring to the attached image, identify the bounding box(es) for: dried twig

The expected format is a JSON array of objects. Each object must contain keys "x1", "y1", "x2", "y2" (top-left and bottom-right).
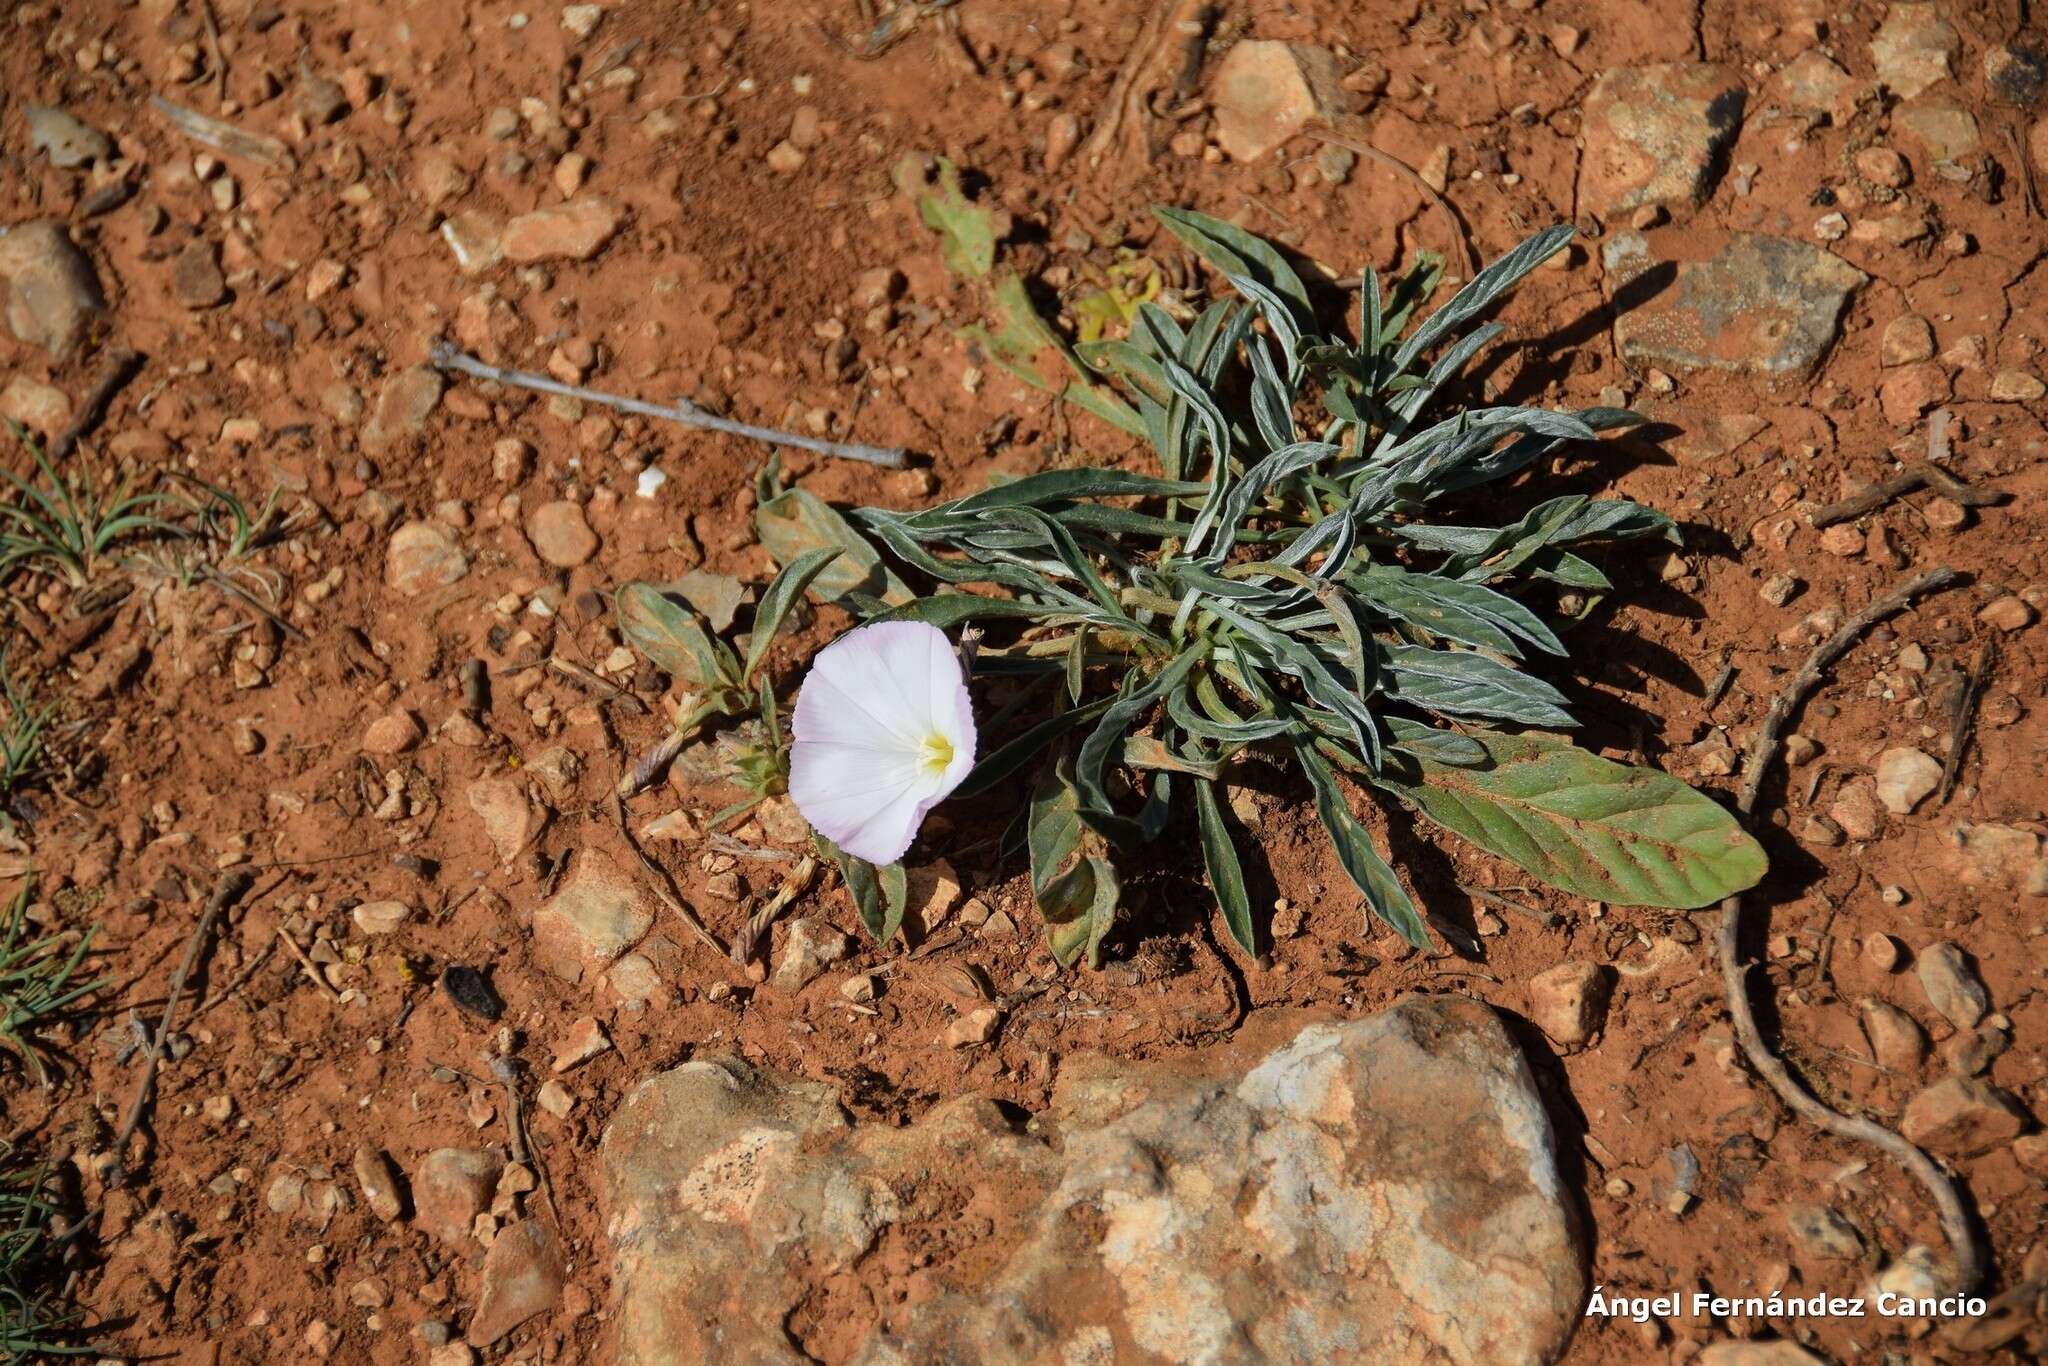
[
  {"x1": 1455, "y1": 880, "x2": 1559, "y2": 928},
  {"x1": 611, "y1": 792, "x2": 726, "y2": 955},
  {"x1": 1082, "y1": 0, "x2": 1207, "y2": 166},
  {"x1": 149, "y1": 95, "x2": 290, "y2": 166},
  {"x1": 48, "y1": 348, "x2": 142, "y2": 463},
  {"x1": 1809, "y1": 460, "x2": 2005, "y2": 529},
  {"x1": 1719, "y1": 565, "x2": 1984, "y2": 1292},
  {"x1": 275, "y1": 924, "x2": 343, "y2": 1002},
  {"x1": 547, "y1": 656, "x2": 646, "y2": 714},
  {"x1": 1939, "y1": 639, "x2": 1996, "y2": 804},
  {"x1": 430, "y1": 340, "x2": 908, "y2": 468},
  {"x1": 617, "y1": 726, "x2": 691, "y2": 799},
  {"x1": 1309, "y1": 130, "x2": 1478, "y2": 280},
  {"x1": 729, "y1": 856, "x2": 818, "y2": 966},
  {"x1": 107, "y1": 872, "x2": 253, "y2": 1185}
]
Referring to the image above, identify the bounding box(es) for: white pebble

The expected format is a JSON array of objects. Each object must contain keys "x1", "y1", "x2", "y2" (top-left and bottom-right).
[{"x1": 635, "y1": 466, "x2": 669, "y2": 498}]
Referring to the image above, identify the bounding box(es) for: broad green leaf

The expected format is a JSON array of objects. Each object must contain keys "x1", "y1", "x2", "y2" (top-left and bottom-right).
[
  {"x1": 1297, "y1": 743, "x2": 1429, "y2": 948},
  {"x1": 1374, "y1": 729, "x2": 1768, "y2": 909},
  {"x1": 1029, "y1": 754, "x2": 1118, "y2": 967},
  {"x1": 616, "y1": 582, "x2": 736, "y2": 689},
  {"x1": 818, "y1": 835, "x2": 909, "y2": 946},
  {"x1": 919, "y1": 158, "x2": 996, "y2": 277},
  {"x1": 1194, "y1": 776, "x2": 1255, "y2": 955},
  {"x1": 756, "y1": 486, "x2": 912, "y2": 605},
  {"x1": 741, "y1": 546, "x2": 841, "y2": 683}
]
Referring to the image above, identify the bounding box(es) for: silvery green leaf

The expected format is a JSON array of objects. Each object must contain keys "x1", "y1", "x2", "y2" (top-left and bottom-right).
[
  {"x1": 1194, "y1": 775, "x2": 1256, "y2": 954},
  {"x1": 1154, "y1": 206, "x2": 1316, "y2": 333},
  {"x1": 1226, "y1": 272, "x2": 1304, "y2": 376},
  {"x1": 1074, "y1": 648, "x2": 1205, "y2": 818},
  {"x1": 1297, "y1": 742, "x2": 1429, "y2": 949},
  {"x1": 1380, "y1": 643, "x2": 1576, "y2": 728},
  {"x1": 1247, "y1": 335, "x2": 1295, "y2": 453},
  {"x1": 1392, "y1": 224, "x2": 1573, "y2": 373},
  {"x1": 741, "y1": 546, "x2": 841, "y2": 683},
  {"x1": 817, "y1": 835, "x2": 909, "y2": 946},
  {"x1": 616, "y1": 582, "x2": 737, "y2": 689},
  {"x1": 1351, "y1": 565, "x2": 1564, "y2": 657},
  {"x1": 958, "y1": 698, "x2": 1114, "y2": 800}
]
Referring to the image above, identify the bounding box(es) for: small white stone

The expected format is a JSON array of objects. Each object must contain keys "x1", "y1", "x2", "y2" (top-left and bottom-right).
[{"x1": 635, "y1": 466, "x2": 669, "y2": 498}]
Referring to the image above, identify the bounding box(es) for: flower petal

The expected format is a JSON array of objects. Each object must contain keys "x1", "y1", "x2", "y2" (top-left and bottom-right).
[{"x1": 789, "y1": 621, "x2": 976, "y2": 865}]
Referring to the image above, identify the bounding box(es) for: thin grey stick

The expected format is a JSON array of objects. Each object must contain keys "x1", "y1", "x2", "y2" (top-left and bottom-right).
[
  {"x1": 108, "y1": 871, "x2": 254, "y2": 1186},
  {"x1": 429, "y1": 339, "x2": 908, "y2": 469},
  {"x1": 1718, "y1": 565, "x2": 1984, "y2": 1293}
]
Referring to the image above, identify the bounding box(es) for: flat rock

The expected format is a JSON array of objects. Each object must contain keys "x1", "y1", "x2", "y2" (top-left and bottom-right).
[
  {"x1": 1879, "y1": 362, "x2": 1948, "y2": 425},
  {"x1": 1210, "y1": 41, "x2": 1343, "y2": 162},
  {"x1": 362, "y1": 365, "x2": 443, "y2": 454},
  {"x1": 24, "y1": 104, "x2": 112, "y2": 167},
  {"x1": 528, "y1": 500, "x2": 599, "y2": 567},
  {"x1": 1874, "y1": 747, "x2": 1941, "y2": 814},
  {"x1": 770, "y1": 917, "x2": 850, "y2": 994},
  {"x1": 414, "y1": 1147, "x2": 502, "y2": 1246},
  {"x1": 1603, "y1": 231, "x2": 1865, "y2": 377},
  {"x1": 172, "y1": 239, "x2": 228, "y2": 308},
  {"x1": 1900, "y1": 1077, "x2": 2026, "y2": 1157},
  {"x1": 0, "y1": 376, "x2": 71, "y2": 436},
  {"x1": 501, "y1": 199, "x2": 622, "y2": 262},
  {"x1": 1880, "y1": 313, "x2": 1936, "y2": 365},
  {"x1": 386, "y1": 520, "x2": 469, "y2": 596},
  {"x1": 533, "y1": 852, "x2": 651, "y2": 981},
  {"x1": 1942, "y1": 821, "x2": 2047, "y2": 889},
  {"x1": 465, "y1": 775, "x2": 537, "y2": 865},
  {"x1": 1861, "y1": 998, "x2": 1928, "y2": 1073},
  {"x1": 1871, "y1": 2, "x2": 1959, "y2": 99},
  {"x1": 0, "y1": 220, "x2": 107, "y2": 356},
  {"x1": 602, "y1": 995, "x2": 1583, "y2": 1365},
  {"x1": 468, "y1": 1220, "x2": 567, "y2": 1346},
  {"x1": 1916, "y1": 941, "x2": 1989, "y2": 1029},
  {"x1": 1579, "y1": 63, "x2": 1747, "y2": 220},
  {"x1": 1894, "y1": 102, "x2": 1979, "y2": 160},
  {"x1": 1771, "y1": 50, "x2": 1857, "y2": 116}
]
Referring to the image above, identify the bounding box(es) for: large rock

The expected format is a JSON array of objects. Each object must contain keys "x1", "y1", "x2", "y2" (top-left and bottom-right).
[
  {"x1": 1870, "y1": 2, "x2": 1959, "y2": 99},
  {"x1": 1603, "y1": 231, "x2": 1865, "y2": 377},
  {"x1": 1210, "y1": 41, "x2": 1343, "y2": 163},
  {"x1": 1579, "y1": 64, "x2": 1747, "y2": 220},
  {"x1": 0, "y1": 220, "x2": 106, "y2": 356},
  {"x1": 602, "y1": 996, "x2": 1584, "y2": 1365}
]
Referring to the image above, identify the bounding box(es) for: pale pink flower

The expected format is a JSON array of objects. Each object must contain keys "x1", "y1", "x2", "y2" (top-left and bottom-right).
[{"x1": 789, "y1": 621, "x2": 976, "y2": 865}]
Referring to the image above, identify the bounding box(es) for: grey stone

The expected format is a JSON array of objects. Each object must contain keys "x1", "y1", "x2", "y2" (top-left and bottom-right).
[
  {"x1": 1916, "y1": 942, "x2": 1989, "y2": 1029},
  {"x1": 1603, "y1": 231, "x2": 1865, "y2": 377},
  {"x1": 24, "y1": 105, "x2": 112, "y2": 167},
  {"x1": 602, "y1": 996, "x2": 1583, "y2": 1365},
  {"x1": 1579, "y1": 64, "x2": 1747, "y2": 220},
  {"x1": 1783, "y1": 1204, "x2": 1865, "y2": 1261},
  {"x1": 0, "y1": 220, "x2": 106, "y2": 356}
]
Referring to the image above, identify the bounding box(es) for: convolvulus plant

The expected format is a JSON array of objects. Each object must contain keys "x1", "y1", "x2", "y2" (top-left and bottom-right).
[{"x1": 639, "y1": 210, "x2": 1767, "y2": 963}]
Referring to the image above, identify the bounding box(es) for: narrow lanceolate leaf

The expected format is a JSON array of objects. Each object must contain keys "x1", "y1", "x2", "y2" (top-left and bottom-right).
[
  {"x1": 741, "y1": 546, "x2": 841, "y2": 683},
  {"x1": 817, "y1": 835, "x2": 910, "y2": 946},
  {"x1": 1351, "y1": 565, "x2": 1565, "y2": 658},
  {"x1": 1297, "y1": 744, "x2": 1429, "y2": 948},
  {"x1": 1393, "y1": 223, "x2": 1574, "y2": 372},
  {"x1": 1194, "y1": 776, "x2": 1255, "y2": 955},
  {"x1": 616, "y1": 582, "x2": 735, "y2": 689},
  {"x1": 1380, "y1": 643, "x2": 1576, "y2": 728},
  {"x1": 956, "y1": 698, "x2": 1113, "y2": 800},
  {"x1": 1374, "y1": 729, "x2": 1768, "y2": 909},
  {"x1": 756, "y1": 486, "x2": 912, "y2": 605},
  {"x1": 1153, "y1": 206, "x2": 1316, "y2": 334}
]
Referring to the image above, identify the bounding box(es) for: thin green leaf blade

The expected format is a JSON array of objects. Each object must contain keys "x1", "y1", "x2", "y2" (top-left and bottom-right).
[
  {"x1": 1375, "y1": 729, "x2": 1768, "y2": 908},
  {"x1": 1297, "y1": 744, "x2": 1429, "y2": 948},
  {"x1": 1194, "y1": 776, "x2": 1255, "y2": 955},
  {"x1": 741, "y1": 546, "x2": 841, "y2": 682}
]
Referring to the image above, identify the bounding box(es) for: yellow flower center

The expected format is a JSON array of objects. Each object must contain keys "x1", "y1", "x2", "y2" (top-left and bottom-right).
[{"x1": 918, "y1": 732, "x2": 955, "y2": 778}]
